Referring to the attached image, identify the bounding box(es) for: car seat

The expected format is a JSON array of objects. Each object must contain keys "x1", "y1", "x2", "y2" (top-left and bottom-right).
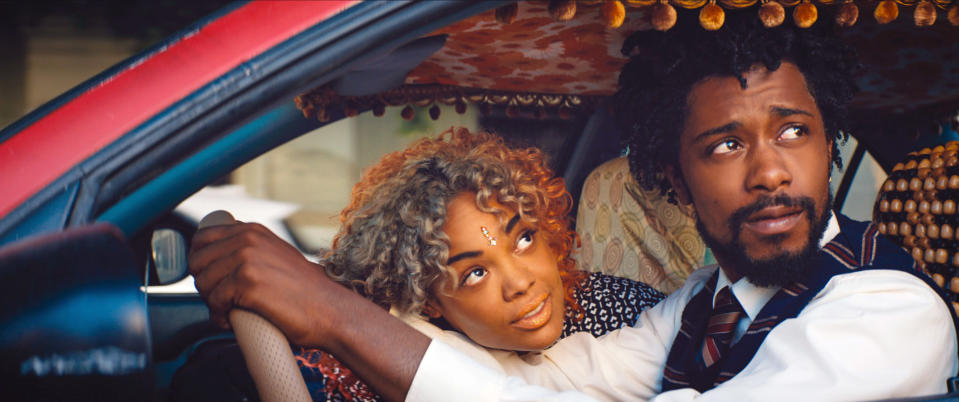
[
  {"x1": 575, "y1": 156, "x2": 711, "y2": 294},
  {"x1": 873, "y1": 141, "x2": 959, "y2": 314}
]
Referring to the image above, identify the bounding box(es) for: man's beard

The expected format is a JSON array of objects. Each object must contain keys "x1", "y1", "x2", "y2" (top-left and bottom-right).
[{"x1": 695, "y1": 193, "x2": 831, "y2": 288}]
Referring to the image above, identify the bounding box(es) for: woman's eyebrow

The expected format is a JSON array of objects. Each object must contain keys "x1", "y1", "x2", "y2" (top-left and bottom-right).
[
  {"x1": 448, "y1": 250, "x2": 481, "y2": 265},
  {"x1": 505, "y1": 214, "x2": 521, "y2": 234}
]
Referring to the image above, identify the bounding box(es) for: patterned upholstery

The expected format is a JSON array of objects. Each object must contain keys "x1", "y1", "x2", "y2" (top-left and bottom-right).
[
  {"x1": 575, "y1": 156, "x2": 709, "y2": 295},
  {"x1": 874, "y1": 141, "x2": 959, "y2": 314}
]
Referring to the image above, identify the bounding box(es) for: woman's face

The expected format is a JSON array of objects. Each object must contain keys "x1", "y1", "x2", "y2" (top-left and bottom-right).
[{"x1": 428, "y1": 192, "x2": 566, "y2": 352}]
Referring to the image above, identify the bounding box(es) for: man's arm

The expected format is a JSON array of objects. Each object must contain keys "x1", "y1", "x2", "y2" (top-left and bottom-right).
[
  {"x1": 189, "y1": 222, "x2": 428, "y2": 401},
  {"x1": 653, "y1": 269, "x2": 958, "y2": 401}
]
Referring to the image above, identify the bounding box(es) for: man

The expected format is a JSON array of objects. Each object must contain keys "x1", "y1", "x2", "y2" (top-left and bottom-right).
[{"x1": 189, "y1": 10, "x2": 958, "y2": 401}]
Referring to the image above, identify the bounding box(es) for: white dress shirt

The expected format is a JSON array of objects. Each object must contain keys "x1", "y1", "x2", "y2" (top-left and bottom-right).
[{"x1": 407, "y1": 215, "x2": 958, "y2": 401}]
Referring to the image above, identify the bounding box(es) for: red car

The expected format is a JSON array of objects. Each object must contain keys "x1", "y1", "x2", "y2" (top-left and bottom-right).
[{"x1": 1, "y1": 1, "x2": 958, "y2": 400}]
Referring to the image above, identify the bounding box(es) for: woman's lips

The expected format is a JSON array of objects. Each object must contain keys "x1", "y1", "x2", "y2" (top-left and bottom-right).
[
  {"x1": 512, "y1": 294, "x2": 551, "y2": 330},
  {"x1": 742, "y1": 208, "x2": 803, "y2": 236}
]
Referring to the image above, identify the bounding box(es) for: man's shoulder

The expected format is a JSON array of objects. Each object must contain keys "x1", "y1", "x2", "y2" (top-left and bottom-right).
[{"x1": 815, "y1": 268, "x2": 949, "y2": 312}]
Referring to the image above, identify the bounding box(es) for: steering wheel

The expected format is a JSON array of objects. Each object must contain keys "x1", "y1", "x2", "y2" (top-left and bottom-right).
[{"x1": 198, "y1": 211, "x2": 312, "y2": 402}]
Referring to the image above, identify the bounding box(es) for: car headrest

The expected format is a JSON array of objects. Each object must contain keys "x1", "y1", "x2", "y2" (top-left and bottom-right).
[{"x1": 575, "y1": 156, "x2": 710, "y2": 294}]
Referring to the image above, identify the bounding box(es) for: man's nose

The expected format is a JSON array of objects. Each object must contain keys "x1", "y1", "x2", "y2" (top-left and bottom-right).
[
  {"x1": 745, "y1": 142, "x2": 792, "y2": 193},
  {"x1": 501, "y1": 260, "x2": 535, "y2": 301}
]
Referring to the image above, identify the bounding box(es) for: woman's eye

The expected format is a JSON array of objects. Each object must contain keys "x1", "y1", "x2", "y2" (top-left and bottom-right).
[
  {"x1": 462, "y1": 267, "x2": 487, "y2": 287},
  {"x1": 710, "y1": 139, "x2": 741, "y2": 155},
  {"x1": 516, "y1": 230, "x2": 535, "y2": 252},
  {"x1": 780, "y1": 125, "x2": 808, "y2": 140}
]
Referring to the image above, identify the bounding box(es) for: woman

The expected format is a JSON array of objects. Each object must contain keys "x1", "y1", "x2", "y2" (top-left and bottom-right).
[{"x1": 298, "y1": 127, "x2": 664, "y2": 400}]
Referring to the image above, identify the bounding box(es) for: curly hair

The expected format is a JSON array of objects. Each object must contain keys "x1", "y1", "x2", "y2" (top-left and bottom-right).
[
  {"x1": 322, "y1": 127, "x2": 585, "y2": 316},
  {"x1": 615, "y1": 9, "x2": 859, "y2": 195}
]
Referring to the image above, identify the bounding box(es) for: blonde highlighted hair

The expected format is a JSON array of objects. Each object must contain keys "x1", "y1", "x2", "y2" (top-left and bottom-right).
[{"x1": 323, "y1": 127, "x2": 584, "y2": 315}]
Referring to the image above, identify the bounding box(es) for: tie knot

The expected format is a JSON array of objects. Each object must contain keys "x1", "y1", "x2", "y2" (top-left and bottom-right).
[
  {"x1": 706, "y1": 286, "x2": 744, "y2": 336},
  {"x1": 714, "y1": 286, "x2": 739, "y2": 310},
  {"x1": 701, "y1": 286, "x2": 745, "y2": 368}
]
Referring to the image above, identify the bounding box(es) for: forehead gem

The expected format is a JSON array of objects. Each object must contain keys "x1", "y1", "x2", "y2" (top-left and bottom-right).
[{"x1": 480, "y1": 226, "x2": 497, "y2": 246}]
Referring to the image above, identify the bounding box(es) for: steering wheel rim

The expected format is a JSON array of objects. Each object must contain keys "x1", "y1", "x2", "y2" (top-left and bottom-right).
[{"x1": 198, "y1": 210, "x2": 312, "y2": 402}]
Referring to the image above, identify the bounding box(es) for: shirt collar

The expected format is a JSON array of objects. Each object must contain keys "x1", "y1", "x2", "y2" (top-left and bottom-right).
[{"x1": 714, "y1": 211, "x2": 839, "y2": 320}]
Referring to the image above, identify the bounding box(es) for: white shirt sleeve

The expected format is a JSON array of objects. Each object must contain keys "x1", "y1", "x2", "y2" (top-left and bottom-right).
[
  {"x1": 653, "y1": 269, "x2": 958, "y2": 401},
  {"x1": 407, "y1": 341, "x2": 603, "y2": 401},
  {"x1": 406, "y1": 268, "x2": 714, "y2": 401},
  {"x1": 407, "y1": 269, "x2": 957, "y2": 401}
]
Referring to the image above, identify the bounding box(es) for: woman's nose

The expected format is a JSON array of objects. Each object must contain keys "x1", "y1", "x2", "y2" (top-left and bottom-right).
[{"x1": 501, "y1": 260, "x2": 535, "y2": 301}]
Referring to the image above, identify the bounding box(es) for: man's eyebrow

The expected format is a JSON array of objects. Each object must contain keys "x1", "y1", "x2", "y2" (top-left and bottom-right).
[
  {"x1": 505, "y1": 214, "x2": 521, "y2": 234},
  {"x1": 448, "y1": 250, "x2": 482, "y2": 265},
  {"x1": 693, "y1": 122, "x2": 741, "y2": 144},
  {"x1": 771, "y1": 106, "x2": 813, "y2": 118}
]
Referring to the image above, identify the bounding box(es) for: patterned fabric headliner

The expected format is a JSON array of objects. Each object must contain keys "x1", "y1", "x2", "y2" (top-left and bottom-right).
[
  {"x1": 404, "y1": 2, "x2": 959, "y2": 118},
  {"x1": 406, "y1": 3, "x2": 650, "y2": 95}
]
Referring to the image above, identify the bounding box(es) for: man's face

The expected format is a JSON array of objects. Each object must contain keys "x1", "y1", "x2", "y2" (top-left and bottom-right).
[{"x1": 667, "y1": 62, "x2": 833, "y2": 285}]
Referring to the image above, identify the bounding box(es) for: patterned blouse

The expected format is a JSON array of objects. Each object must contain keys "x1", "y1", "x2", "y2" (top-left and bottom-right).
[{"x1": 296, "y1": 272, "x2": 665, "y2": 401}]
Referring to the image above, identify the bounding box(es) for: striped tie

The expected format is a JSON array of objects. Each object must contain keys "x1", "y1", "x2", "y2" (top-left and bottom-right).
[{"x1": 701, "y1": 286, "x2": 745, "y2": 368}]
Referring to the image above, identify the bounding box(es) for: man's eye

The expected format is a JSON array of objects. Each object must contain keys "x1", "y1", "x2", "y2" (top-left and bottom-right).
[
  {"x1": 516, "y1": 230, "x2": 535, "y2": 252},
  {"x1": 780, "y1": 125, "x2": 808, "y2": 140},
  {"x1": 462, "y1": 267, "x2": 487, "y2": 287},
  {"x1": 710, "y1": 139, "x2": 741, "y2": 155}
]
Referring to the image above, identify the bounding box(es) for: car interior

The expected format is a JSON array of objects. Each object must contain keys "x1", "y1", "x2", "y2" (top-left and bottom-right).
[{"x1": 2, "y1": 0, "x2": 959, "y2": 400}]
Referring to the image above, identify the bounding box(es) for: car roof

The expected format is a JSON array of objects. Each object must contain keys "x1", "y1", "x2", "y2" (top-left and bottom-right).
[
  {"x1": 0, "y1": 1, "x2": 357, "y2": 221},
  {"x1": 1, "y1": 0, "x2": 957, "y2": 242}
]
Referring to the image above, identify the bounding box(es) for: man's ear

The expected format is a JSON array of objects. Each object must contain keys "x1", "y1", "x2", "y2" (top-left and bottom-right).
[
  {"x1": 663, "y1": 164, "x2": 692, "y2": 205},
  {"x1": 423, "y1": 299, "x2": 443, "y2": 319}
]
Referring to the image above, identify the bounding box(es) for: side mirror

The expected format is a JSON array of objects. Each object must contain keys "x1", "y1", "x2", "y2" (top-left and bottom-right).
[{"x1": 150, "y1": 229, "x2": 188, "y2": 285}]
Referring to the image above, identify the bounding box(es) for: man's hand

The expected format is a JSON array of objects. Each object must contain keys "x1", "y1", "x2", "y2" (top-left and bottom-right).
[
  {"x1": 189, "y1": 221, "x2": 336, "y2": 347},
  {"x1": 187, "y1": 220, "x2": 431, "y2": 401}
]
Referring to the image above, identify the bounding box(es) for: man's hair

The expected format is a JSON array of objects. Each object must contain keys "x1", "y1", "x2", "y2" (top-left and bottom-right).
[
  {"x1": 614, "y1": 10, "x2": 859, "y2": 195},
  {"x1": 322, "y1": 127, "x2": 583, "y2": 315}
]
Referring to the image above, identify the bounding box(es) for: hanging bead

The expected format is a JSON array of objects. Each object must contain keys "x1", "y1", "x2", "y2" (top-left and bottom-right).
[
  {"x1": 454, "y1": 99, "x2": 468, "y2": 114},
  {"x1": 793, "y1": 0, "x2": 818, "y2": 28},
  {"x1": 700, "y1": 1, "x2": 726, "y2": 30},
  {"x1": 914, "y1": 0, "x2": 937, "y2": 26},
  {"x1": 602, "y1": 0, "x2": 627, "y2": 28},
  {"x1": 401, "y1": 105, "x2": 415, "y2": 121},
  {"x1": 874, "y1": 0, "x2": 899, "y2": 24},
  {"x1": 835, "y1": 0, "x2": 859, "y2": 27},
  {"x1": 652, "y1": 0, "x2": 678, "y2": 31},
  {"x1": 759, "y1": 0, "x2": 785, "y2": 27}
]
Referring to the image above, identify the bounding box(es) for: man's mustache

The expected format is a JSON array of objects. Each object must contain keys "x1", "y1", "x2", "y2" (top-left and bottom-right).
[{"x1": 728, "y1": 194, "x2": 817, "y2": 235}]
